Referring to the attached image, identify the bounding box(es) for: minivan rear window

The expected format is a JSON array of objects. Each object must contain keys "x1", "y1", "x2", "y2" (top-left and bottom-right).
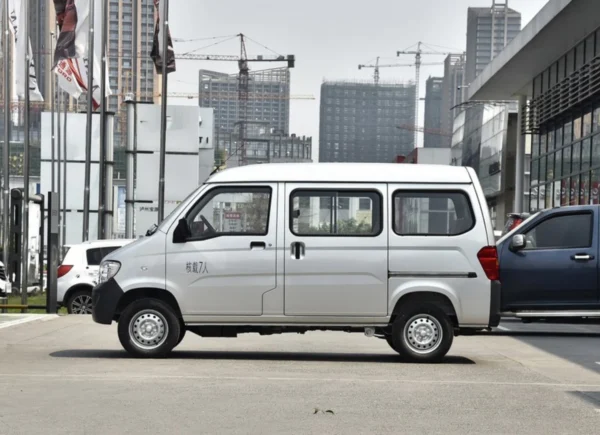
[{"x1": 393, "y1": 190, "x2": 475, "y2": 236}]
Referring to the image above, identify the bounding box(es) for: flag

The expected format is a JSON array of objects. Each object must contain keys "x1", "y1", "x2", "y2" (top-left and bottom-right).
[
  {"x1": 53, "y1": 0, "x2": 111, "y2": 108},
  {"x1": 150, "y1": 0, "x2": 176, "y2": 74},
  {"x1": 10, "y1": 0, "x2": 44, "y2": 101}
]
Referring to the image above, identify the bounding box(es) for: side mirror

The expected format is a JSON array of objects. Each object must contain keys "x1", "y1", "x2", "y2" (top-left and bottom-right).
[
  {"x1": 173, "y1": 219, "x2": 191, "y2": 244},
  {"x1": 510, "y1": 234, "x2": 526, "y2": 251}
]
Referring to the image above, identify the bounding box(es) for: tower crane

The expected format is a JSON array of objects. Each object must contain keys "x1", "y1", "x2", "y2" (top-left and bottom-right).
[
  {"x1": 396, "y1": 124, "x2": 452, "y2": 137},
  {"x1": 175, "y1": 34, "x2": 295, "y2": 166},
  {"x1": 358, "y1": 57, "x2": 443, "y2": 85},
  {"x1": 397, "y1": 42, "x2": 451, "y2": 146}
]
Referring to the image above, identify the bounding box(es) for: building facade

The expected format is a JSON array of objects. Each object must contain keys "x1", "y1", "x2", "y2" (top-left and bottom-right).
[
  {"x1": 319, "y1": 81, "x2": 415, "y2": 163},
  {"x1": 440, "y1": 54, "x2": 466, "y2": 147},
  {"x1": 465, "y1": 3, "x2": 521, "y2": 86},
  {"x1": 423, "y1": 77, "x2": 444, "y2": 148},
  {"x1": 529, "y1": 27, "x2": 600, "y2": 212},
  {"x1": 199, "y1": 67, "x2": 291, "y2": 142}
]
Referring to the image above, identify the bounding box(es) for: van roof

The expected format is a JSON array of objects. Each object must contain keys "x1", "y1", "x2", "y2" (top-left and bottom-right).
[{"x1": 208, "y1": 163, "x2": 473, "y2": 184}]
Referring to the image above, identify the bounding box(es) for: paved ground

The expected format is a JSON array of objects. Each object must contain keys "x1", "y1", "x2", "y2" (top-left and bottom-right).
[{"x1": 1, "y1": 317, "x2": 600, "y2": 434}]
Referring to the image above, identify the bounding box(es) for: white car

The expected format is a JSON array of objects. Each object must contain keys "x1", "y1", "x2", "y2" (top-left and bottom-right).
[{"x1": 59, "y1": 239, "x2": 133, "y2": 314}]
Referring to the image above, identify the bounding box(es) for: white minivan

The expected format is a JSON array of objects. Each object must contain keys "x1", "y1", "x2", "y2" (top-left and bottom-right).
[{"x1": 92, "y1": 163, "x2": 500, "y2": 363}]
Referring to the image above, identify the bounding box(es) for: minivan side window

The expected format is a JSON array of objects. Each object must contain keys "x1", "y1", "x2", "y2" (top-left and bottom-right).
[
  {"x1": 290, "y1": 190, "x2": 382, "y2": 236},
  {"x1": 522, "y1": 213, "x2": 592, "y2": 250},
  {"x1": 393, "y1": 191, "x2": 474, "y2": 236},
  {"x1": 187, "y1": 186, "x2": 272, "y2": 239}
]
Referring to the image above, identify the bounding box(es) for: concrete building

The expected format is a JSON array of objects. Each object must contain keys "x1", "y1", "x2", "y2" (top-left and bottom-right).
[
  {"x1": 465, "y1": 3, "x2": 521, "y2": 86},
  {"x1": 423, "y1": 77, "x2": 444, "y2": 148},
  {"x1": 199, "y1": 67, "x2": 291, "y2": 145},
  {"x1": 319, "y1": 80, "x2": 415, "y2": 163},
  {"x1": 441, "y1": 54, "x2": 466, "y2": 147},
  {"x1": 467, "y1": 0, "x2": 600, "y2": 222}
]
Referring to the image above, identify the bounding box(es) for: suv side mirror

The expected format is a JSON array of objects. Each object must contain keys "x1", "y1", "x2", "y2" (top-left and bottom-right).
[
  {"x1": 173, "y1": 219, "x2": 191, "y2": 244},
  {"x1": 510, "y1": 234, "x2": 526, "y2": 251}
]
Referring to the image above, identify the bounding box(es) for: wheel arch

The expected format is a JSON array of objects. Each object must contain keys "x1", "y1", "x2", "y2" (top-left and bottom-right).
[
  {"x1": 63, "y1": 284, "x2": 94, "y2": 307},
  {"x1": 116, "y1": 288, "x2": 183, "y2": 321},
  {"x1": 390, "y1": 284, "x2": 460, "y2": 327}
]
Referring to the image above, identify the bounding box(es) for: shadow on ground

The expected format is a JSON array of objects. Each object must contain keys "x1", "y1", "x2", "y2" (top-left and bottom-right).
[{"x1": 49, "y1": 349, "x2": 475, "y2": 364}]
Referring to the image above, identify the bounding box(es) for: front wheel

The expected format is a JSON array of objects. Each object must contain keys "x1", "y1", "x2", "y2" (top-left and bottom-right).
[
  {"x1": 391, "y1": 303, "x2": 454, "y2": 363},
  {"x1": 118, "y1": 298, "x2": 181, "y2": 358},
  {"x1": 67, "y1": 289, "x2": 93, "y2": 314}
]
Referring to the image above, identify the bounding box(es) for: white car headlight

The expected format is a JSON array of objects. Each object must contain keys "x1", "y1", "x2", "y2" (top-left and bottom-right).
[{"x1": 99, "y1": 261, "x2": 121, "y2": 284}]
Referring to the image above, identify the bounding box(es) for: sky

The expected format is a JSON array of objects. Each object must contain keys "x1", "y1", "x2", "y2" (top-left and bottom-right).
[{"x1": 168, "y1": 0, "x2": 549, "y2": 157}]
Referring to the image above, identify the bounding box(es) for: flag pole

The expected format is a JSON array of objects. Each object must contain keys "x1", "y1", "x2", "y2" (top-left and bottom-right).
[
  {"x1": 98, "y1": 0, "x2": 107, "y2": 239},
  {"x1": 82, "y1": 0, "x2": 96, "y2": 241},
  {"x1": 157, "y1": 0, "x2": 169, "y2": 223},
  {"x1": 57, "y1": 89, "x2": 62, "y2": 251},
  {"x1": 50, "y1": 32, "x2": 56, "y2": 194},
  {"x1": 62, "y1": 95, "x2": 67, "y2": 251},
  {"x1": 3, "y1": 0, "x2": 11, "y2": 285},
  {"x1": 22, "y1": 0, "x2": 31, "y2": 304}
]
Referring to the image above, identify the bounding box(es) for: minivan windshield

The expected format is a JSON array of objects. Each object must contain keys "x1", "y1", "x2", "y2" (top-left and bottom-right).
[{"x1": 156, "y1": 186, "x2": 205, "y2": 232}]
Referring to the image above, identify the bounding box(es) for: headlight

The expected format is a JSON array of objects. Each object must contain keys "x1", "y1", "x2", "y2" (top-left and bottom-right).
[{"x1": 99, "y1": 261, "x2": 121, "y2": 284}]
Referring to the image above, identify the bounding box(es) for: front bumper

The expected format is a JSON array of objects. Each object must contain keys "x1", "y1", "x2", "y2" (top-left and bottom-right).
[
  {"x1": 488, "y1": 280, "x2": 501, "y2": 327},
  {"x1": 92, "y1": 278, "x2": 124, "y2": 325}
]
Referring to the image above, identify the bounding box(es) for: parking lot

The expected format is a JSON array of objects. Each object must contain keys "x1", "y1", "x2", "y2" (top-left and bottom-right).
[{"x1": 1, "y1": 316, "x2": 600, "y2": 434}]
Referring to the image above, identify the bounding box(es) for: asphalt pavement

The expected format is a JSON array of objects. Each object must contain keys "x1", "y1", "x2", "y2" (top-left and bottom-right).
[{"x1": 1, "y1": 316, "x2": 600, "y2": 434}]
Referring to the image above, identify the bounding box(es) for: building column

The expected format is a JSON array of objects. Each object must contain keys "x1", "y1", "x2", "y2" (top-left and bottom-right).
[{"x1": 514, "y1": 94, "x2": 528, "y2": 213}]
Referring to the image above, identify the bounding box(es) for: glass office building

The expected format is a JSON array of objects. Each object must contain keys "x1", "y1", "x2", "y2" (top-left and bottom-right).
[{"x1": 529, "y1": 27, "x2": 600, "y2": 211}]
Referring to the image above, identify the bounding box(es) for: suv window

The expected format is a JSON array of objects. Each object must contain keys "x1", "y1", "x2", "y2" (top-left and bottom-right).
[
  {"x1": 393, "y1": 191, "x2": 474, "y2": 236},
  {"x1": 86, "y1": 246, "x2": 121, "y2": 266},
  {"x1": 523, "y1": 213, "x2": 592, "y2": 250},
  {"x1": 187, "y1": 187, "x2": 271, "y2": 239},
  {"x1": 290, "y1": 190, "x2": 382, "y2": 236}
]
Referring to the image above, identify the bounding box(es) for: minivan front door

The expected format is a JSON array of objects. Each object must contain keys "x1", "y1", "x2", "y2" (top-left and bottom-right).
[
  {"x1": 283, "y1": 183, "x2": 388, "y2": 317},
  {"x1": 166, "y1": 184, "x2": 278, "y2": 316},
  {"x1": 499, "y1": 210, "x2": 599, "y2": 309}
]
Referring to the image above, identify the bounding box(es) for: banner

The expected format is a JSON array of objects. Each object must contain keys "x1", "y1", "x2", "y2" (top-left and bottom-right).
[
  {"x1": 53, "y1": 0, "x2": 111, "y2": 108},
  {"x1": 150, "y1": 0, "x2": 176, "y2": 74},
  {"x1": 10, "y1": 0, "x2": 44, "y2": 101}
]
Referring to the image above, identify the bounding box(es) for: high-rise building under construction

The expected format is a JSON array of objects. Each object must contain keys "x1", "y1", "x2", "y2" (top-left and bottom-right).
[{"x1": 319, "y1": 81, "x2": 415, "y2": 163}]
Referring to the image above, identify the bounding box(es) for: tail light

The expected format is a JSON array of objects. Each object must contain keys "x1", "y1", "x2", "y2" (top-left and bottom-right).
[
  {"x1": 57, "y1": 265, "x2": 73, "y2": 278},
  {"x1": 508, "y1": 217, "x2": 524, "y2": 232},
  {"x1": 477, "y1": 246, "x2": 499, "y2": 281}
]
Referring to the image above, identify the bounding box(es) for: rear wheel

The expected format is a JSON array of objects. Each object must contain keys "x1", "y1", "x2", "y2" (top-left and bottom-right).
[
  {"x1": 391, "y1": 303, "x2": 453, "y2": 363},
  {"x1": 67, "y1": 288, "x2": 93, "y2": 314},
  {"x1": 118, "y1": 298, "x2": 180, "y2": 358}
]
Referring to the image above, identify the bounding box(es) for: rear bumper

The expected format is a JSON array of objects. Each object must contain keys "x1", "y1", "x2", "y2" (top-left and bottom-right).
[
  {"x1": 92, "y1": 278, "x2": 123, "y2": 325},
  {"x1": 488, "y1": 280, "x2": 501, "y2": 327}
]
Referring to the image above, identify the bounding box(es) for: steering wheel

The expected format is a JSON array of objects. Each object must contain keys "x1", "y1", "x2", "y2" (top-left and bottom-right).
[{"x1": 200, "y1": 214, "x2": 216, "y2": 234}]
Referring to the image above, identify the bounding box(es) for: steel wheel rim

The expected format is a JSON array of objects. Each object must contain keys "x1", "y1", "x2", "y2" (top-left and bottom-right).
[
  {"x1": 403, "y1": 314, "x2": 443, "y2": 355},
  {"x1": 129, "y1": 309, "x2": 169, "y2": 350},
  {"x1": 71, "y1": 295, "x2": 93, "y2": 314}
]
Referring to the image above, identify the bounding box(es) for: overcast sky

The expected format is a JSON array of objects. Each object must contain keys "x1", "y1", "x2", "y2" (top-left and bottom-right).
[{"x1": 168, "y1": 0, "x2": 549, "y2": 155}]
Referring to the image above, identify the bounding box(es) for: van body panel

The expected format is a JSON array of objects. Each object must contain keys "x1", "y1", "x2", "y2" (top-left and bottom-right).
[
  {"x1": 109, "y1": 233, "x2": 167, "y2": 293},
  {"x1": 283, "y1": 183, "x2": 389, "y2": 317},
  {"x1": 165, "y1": 183, "x2": 279, "y2": 316},
  {"x1": 387, "y1": 183, "x2": 491, "y2": 326},
  {"x1": 466, "y1": 167, "x2": 496, "y2": 246}
]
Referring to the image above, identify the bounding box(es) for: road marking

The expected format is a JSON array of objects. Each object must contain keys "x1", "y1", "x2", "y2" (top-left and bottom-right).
[
  {"x1": 497, "y1": 326, "x2": 510, "y2": 331},
  {"x1": 0, "y1": 372, "x2": 600, "y2": 388},
  {"x1": 0, "y1": 314, "x2": 58, "y2": 330}
]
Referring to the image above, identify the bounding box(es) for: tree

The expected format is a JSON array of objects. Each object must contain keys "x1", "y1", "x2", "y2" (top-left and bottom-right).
[{"x1": 307, "y1": 218, "x2": 372, "y2": 235}]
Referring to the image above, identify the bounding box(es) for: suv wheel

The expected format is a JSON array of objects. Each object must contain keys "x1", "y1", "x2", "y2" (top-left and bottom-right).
[
  {"x1": 118, "y1": 298, "x2": 180, "y2": 358},
  {"x1": 67, "y1": 289, "x2": 93, "y2": 314},
  {"x1": 391, "y1": 303, "x2": 453, "y2": 363}
]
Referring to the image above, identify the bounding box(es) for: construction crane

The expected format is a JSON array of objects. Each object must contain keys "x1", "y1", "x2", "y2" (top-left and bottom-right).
[
  {"x1": 397, "y1": 42, "x2": 451, "y2": 146},
  {"x1": 358, "y1": 57, "x2": 443, "y2": 85},
  {"x1": 397, "y1": 124, "x2": 452, "y2": 137},
  {"x1": 175, "y1": 34, "x2": 295, "y2": 166}
]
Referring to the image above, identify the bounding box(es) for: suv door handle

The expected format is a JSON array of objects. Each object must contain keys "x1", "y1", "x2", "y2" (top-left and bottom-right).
[
  {"x1": 250, "y1": 241, "x2": 266, "y2": 250},
  {"x1": 290, "y1": 242, "x2": 305, "y2": 260},
  {"x1": 571, "y1": 254, "x2": 594, "y2": 261}
]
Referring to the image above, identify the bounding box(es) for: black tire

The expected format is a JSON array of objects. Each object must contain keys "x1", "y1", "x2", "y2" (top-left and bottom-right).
[
  {"x1": 67, "y1": 288, "x2": 93, "y2": 314},
  {"x1": 177, "y1": 322, "x2": 186, "y2": 345},
  {"x1": 391, "y1": 303, "x2": 454, "y2": 363},
  {"x1": 117, "y1": 298, "x2": 181, "y2": 358},
  {"x1": 385, "y1": 335, "x2": 401, "y2": 354}
]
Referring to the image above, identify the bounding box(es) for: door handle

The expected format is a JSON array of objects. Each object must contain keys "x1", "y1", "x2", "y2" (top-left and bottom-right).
[
  {"x1": 571, "y1": 254, "x2": 594, "y2": 261},
  {"x1": 290, "y1": 242, "x2": 305, "y2": 260},
  {"x1": 250, "y1": 241, "x2": 266, "y2": 250}
]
